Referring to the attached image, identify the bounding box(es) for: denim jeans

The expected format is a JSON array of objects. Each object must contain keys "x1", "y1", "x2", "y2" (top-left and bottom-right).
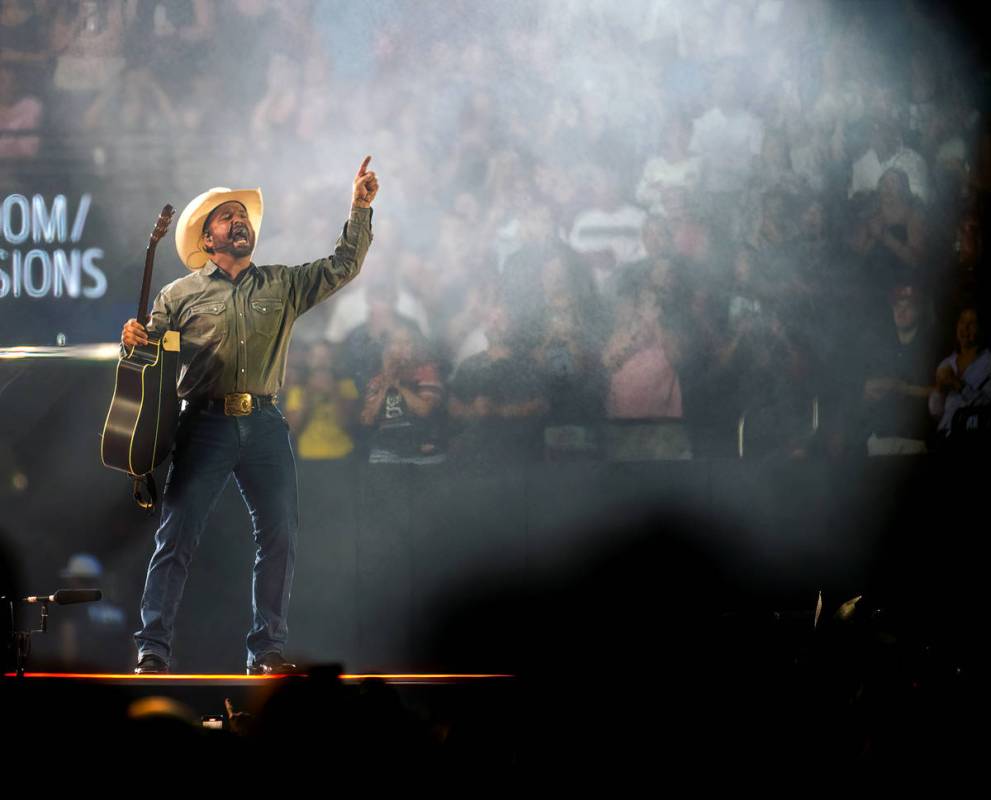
[{"x1": 133, "y1": 402, "x2": 298, "y2": 668}]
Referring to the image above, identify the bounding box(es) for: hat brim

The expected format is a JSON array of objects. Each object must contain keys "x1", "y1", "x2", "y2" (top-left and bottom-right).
[{"x1": 175, "y1": 187, "x2": 264, "y2": 270}]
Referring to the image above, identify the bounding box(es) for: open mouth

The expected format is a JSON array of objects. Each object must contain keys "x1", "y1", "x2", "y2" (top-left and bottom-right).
[{"x1": 231, "y1": 225, "x2": 250, "y2": 247}]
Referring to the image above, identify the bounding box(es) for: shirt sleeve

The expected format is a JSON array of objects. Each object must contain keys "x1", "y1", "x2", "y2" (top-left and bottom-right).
[
  {"x1": 146, "y1": 288, "x2": 174, "y2": 338},
  {"x1": 288, "y1": 206, "x2": 374, "y2": 318}
]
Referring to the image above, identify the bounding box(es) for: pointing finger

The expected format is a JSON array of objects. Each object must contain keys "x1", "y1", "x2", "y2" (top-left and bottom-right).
[{"x1": 356, "y1": 155, "x2": 372, "y2": 178}]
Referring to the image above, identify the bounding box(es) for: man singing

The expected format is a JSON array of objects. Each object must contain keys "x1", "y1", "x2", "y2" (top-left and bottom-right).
[{"x1": 122, "y1": 157, "x2": 378, "y2": 674}]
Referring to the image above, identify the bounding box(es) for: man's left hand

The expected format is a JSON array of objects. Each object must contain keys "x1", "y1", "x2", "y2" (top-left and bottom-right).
[{"x1": 353, "y1": 155, "x2": 379, "y2": 208}]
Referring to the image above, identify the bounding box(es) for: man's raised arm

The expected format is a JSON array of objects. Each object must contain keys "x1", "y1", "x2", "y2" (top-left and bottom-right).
[{"x1": 289, "y1": 155, "x2": 379, "y2": 316}]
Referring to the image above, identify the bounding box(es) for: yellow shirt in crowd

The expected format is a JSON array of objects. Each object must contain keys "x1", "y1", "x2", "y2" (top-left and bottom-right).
[{"x1": 284, "y1": 380, "x2": 359, "y2": 460}]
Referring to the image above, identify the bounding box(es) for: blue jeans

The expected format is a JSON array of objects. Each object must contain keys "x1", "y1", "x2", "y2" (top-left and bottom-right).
[{"x1": 133, "y1": 402, "x2": 298, "y2": 667}]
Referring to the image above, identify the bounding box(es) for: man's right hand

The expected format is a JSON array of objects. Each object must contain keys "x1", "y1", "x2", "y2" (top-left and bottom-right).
[{"x1": 122, "y1": 318, "x2": 149, "y2": 347}]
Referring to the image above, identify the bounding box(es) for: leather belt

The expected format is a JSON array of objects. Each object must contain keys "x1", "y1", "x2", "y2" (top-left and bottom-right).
[{"x1": 188, "y1": 393, "x2": 278, "y2": 416}]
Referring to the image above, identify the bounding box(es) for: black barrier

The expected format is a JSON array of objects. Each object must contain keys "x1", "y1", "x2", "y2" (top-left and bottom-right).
[{"x1": 2, "y1": 363, "x2": 983, "y2": 674}]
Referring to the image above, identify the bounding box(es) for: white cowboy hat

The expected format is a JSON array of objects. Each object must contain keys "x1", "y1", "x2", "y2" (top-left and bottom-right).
[{"x1": 175, "y1": 186, "x2": 264, "y2": 270}]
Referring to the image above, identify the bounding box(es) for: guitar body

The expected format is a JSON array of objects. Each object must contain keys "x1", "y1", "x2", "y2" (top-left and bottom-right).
[
  {"x1": 100, "y1": 203, "x2": 177, "y2": 506},
  {"x1": 101, "y1": 330, "x2": 181, "y2": 476}
]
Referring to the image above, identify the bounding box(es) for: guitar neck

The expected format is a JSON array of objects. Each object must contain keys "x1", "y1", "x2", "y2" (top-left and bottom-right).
[
  {"x1": 137, "y1": 204, "x2": 175, "y2": 324},
  {"x1": 137, "y1": 241, "x2": 155, "y2": 323}
]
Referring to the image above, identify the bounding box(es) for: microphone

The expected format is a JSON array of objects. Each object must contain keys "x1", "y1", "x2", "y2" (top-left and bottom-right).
[{"x1": 22, "y1": 589, "x2": 103, "y2": 605}]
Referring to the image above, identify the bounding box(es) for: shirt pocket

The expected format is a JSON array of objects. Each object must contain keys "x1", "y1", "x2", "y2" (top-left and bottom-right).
[
  {"x1": 181, "y1": 300, "x2": 228, "y2": 343},
  {"x1": 249, "y1": 298, "x2": 285, "y2": 336}
]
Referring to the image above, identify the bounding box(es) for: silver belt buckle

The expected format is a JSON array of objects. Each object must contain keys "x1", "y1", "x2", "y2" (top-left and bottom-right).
[{"x1": 224, "y1": 392, "x2": 253, "y2": 416}]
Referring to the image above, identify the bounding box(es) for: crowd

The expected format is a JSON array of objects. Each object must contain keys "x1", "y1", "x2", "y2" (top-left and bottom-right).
[{"x1": 3, "y1": 0, "x2": 990, "y2": 462}]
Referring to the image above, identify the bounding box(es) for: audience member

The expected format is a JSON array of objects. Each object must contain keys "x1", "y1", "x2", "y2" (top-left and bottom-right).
[
  {"x1": 929, "y1": 306, "x2": 991, "y2": 444},
  {"x1": 860, "y1": 285, "x2": 936, "y2": 454},
  {"x1": 448, "y1": 303, "x2": 546, "y2": 466},
  {"x1": 360, "y1": 328, "x2": 445, "y2": 464}
]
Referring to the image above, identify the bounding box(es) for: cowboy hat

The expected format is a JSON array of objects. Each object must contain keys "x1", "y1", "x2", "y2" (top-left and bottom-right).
[{"x1": 175, "y1": 187, "x2": 264, "y2": 270}]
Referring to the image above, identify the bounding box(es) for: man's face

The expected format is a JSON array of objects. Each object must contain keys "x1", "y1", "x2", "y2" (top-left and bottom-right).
[
  {"x1": 892, "y1": 296, "x2": 919, "y2": 332},
  {"x1": 384, "y1": 331, "x2": 415, "y2": 367},
  {"x1": 871, "y1": 118, "x2": 899, "y2": 159},
  {"x1": 203, "y1": 201, "x2": 255, "y2": 258},
  {"x1": 523, "y1": 205, "x2": 553, "y2": 242},
  {"x1": 957, "y1": 309, "x2": 980, "y2": 350}
]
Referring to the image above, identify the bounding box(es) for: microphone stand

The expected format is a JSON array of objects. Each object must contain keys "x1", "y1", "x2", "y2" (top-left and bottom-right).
[
  {"x1": 4, "y1": 596, "x2": 49, "y2": 678},
  {"x1": 3, "y1": 591, "x2": 100, "y2": 678}
]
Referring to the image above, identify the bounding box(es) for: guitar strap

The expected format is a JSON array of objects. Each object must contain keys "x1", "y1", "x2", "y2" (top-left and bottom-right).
[{"x1": 132, "y1": 473, "x2": 158, "y2": 513}]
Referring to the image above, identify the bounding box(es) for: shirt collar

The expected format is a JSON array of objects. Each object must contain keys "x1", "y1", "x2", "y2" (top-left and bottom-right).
[{"x1": 201, "y1": 260, "x2": 255, "y2": 281}]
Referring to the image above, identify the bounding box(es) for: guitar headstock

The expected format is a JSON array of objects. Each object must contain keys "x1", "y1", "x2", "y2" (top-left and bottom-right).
[{"x1": 149, "y1": 204, "x2": 176, "y2": 245}]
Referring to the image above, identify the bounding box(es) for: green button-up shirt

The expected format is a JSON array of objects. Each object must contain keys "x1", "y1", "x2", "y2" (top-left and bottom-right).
[{"x1": 141, "y1": 205, "x2": 372, "y2": 402}]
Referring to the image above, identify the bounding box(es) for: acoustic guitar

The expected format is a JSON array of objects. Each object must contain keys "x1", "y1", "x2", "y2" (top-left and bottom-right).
[{"x1": 100, "y1": 205, "x2": 180, "y2": 508}]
